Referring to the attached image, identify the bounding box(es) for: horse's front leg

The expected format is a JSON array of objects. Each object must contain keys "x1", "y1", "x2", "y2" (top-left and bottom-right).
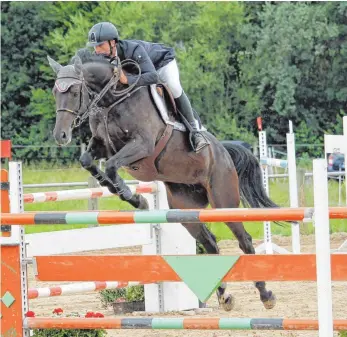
[
  {"x1": 104, "y1": 136, "x2": 155, "y2": 210},
  {"x1": 79, "y1": 137, "x2": 116, "y2": 191},
  {"x1": 80, "y1": 141, "x2": 146, "y2": 208}
]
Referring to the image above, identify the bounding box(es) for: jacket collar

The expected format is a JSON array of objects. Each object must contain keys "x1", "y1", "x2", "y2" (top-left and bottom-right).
[{"x1": 116, "y1": 40, "x2": 125, "y2": 61}]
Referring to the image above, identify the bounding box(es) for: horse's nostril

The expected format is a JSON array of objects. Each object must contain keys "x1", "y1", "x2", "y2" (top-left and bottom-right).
[{"x1": 61, "y1": 131, "x2": 67, "y2": 140}]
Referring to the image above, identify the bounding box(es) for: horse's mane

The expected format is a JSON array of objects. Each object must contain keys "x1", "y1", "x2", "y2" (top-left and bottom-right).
[{"x1": 70, "y1": 48, "x2": 113, "y2": 68}]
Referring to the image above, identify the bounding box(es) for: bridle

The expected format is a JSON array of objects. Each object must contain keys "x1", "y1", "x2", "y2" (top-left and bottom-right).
[
  {"x1": 55, "y1": 58, "x2": 143, "y2": 154},
  {"x1": 55, "y1": 58, "x2": 142, "y2": 129},
  {"x1": 55, "y1": 77, "x2": 92, "y2": 125}
]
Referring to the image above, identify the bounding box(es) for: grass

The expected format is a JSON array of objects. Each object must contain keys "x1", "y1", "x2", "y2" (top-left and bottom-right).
[
  {"x1": 21, "y1": 164, "x2": 347, "y2": 241},
  {"x1": 23, "y1": 165, "x2": 135, "y2": 234}
]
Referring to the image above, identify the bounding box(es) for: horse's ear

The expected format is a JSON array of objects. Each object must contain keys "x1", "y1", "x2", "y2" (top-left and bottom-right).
[
  {"x1": 47, "y1": 55, "x2": 62, "y2": 74},
  {"x1": 74, "y1": 55, "x2": 83, "y2": 75}
]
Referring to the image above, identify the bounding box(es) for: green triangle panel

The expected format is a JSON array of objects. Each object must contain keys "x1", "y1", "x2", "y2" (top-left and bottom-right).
[{"x1": 163, "y1": 255, "x2": 239, "y2": 302}]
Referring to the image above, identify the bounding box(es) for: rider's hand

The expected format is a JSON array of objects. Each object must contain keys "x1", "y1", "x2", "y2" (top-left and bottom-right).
[{"x1": 119, "y1": 70, "x2": 128, "y2": 85}]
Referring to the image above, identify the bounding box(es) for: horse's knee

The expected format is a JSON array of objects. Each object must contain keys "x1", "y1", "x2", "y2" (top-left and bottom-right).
[{"x1": 80, "y1": 152, "x2": 93, "y2": 169}]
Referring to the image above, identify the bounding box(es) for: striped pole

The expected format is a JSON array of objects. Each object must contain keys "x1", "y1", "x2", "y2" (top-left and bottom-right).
[
  {"x1": 24, "y1": 317, "x2": 347, "y2": 330},
  {"x1": 260, "y1": 157, "x2": 288, "y2": 169},
  {"x1": 2, "y1": 207, "x2": 347, "y2": 225},
  {"x1": 24, "y1": 183, "x2": 157, "y2": 203},
  {"x1": 28, "y1": 281, "x2": 147, "y2": 299}
]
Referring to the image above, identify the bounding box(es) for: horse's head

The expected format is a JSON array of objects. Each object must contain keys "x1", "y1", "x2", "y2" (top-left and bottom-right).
[
  {"x1": 48, "y1": 53, "x2": 116, "y2": 146},
  {"x1": 47, "y1": 55, "x2": 91, "y2": 145}
]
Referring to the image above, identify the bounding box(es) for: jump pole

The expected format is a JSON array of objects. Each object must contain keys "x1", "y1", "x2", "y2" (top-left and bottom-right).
[
  {"x1": 23, "y1": 317, "x2": 347, "y2": 331},
  {"x1": 3, "y1": 207, "x2": 347, "y2": 224},
  {"x1": 28, "y1": 281, "x2": 149, "y2": 299},
  {"x1": 23, "y1": 184, "x2": 157, "y2": 203}
]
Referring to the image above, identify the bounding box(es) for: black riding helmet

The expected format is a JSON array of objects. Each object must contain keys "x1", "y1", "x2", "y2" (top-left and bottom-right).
[{"x1": 86, "y1": 22, "x2": 119, "y2": 47}]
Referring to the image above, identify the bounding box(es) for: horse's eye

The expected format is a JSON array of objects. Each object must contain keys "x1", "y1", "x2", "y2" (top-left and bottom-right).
[{"x1": 73, "y1": 92, "x2": 79, "y2": 97}]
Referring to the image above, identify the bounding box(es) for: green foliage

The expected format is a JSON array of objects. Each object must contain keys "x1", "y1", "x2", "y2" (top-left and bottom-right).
[
  {"x1": 1, "y1": 2, "x2": 346, "y2": 162},
  {"x1": 1, "y1": 2, "x2": 59, "y2": 158},
  {"x1": 33, "y1": 329, "x2": 106, "y2": 337},
  {"x1": 167, "y1": 2, "x2": 246, "y2": 134},
  {"x1": 238, "y1": 2, "x2": 347, "y2": 148},
  {"x1": 99, "y1": 286, "x2": 144, "y2": 308},
  {"x1": 32, "y1": 311, "x2": 106, "y2": 337},
  {"x1": 99, "y1": 288, "x2": 126, "y2": 308},
  {"x1": 1, "y1": 2, "x2": 97, "y2": 163},
  {"x1": 126, "y1": 285, "x2": 145, "y2": 302},
  {"x1": 339, "y1": 330, "x2": 347, "y2": 337}
]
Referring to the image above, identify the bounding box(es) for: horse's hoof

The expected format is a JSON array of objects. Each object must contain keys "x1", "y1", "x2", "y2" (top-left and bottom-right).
[
  {"x1": 218, "y1": 294, "x2": 235, "y2": 311},
  {"x1": 262, "y1": 293, "x2": 276, "y2": 309},
  {"x1": 138, "y1": 195, "x2": 149, "y2": 210}
]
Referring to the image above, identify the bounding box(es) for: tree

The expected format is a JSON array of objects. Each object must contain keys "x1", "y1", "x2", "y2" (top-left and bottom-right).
[
  {"x1": 47, "y1": 2, "x2": 251, "y2": 142},
  {"x1": 1, "y1": 2, "x2": 60, "y2": 159},
  {"x1": 1, "y1": 2, "x2": 99, "y2": 162},
  {"x1": 237, "y1": 2, "x2": 347, "y2": 152}
]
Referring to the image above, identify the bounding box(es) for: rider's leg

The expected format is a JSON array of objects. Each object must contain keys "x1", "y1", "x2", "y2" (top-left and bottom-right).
[{"x1": 157, "y1": 59, "x2": 209, "y2": 152}]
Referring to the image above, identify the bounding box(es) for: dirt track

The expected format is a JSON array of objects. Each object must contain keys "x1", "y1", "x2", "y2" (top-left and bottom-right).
[{"x1": 28, "y1": 233, "x2": 347, "y2": 337}]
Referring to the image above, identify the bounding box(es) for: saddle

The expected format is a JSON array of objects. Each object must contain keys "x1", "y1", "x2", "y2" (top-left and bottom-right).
[
  {"x1": 126, "y1": 84, "x2": 206, "y2": 180},
  {"x1": 150, "y1": 84, "x2": 185, "y2": 132},
  {"x1": 149, "y1": 84, "x2": 206, "y2": 133}
]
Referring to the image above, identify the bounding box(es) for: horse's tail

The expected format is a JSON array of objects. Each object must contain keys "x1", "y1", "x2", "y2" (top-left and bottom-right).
[{"x1": 220, "y1": 140, "x2": 280, "y2": 209}]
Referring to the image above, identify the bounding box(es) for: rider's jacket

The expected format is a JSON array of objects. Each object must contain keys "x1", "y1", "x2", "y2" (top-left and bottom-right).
[{"x1": 115, "y1": 39, "x2": 175, "y2": 86}]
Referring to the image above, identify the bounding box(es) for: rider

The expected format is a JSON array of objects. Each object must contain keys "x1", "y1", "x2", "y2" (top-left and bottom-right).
[{"x1": 86, "y1": 21, "x2": 208, "y2": 152}]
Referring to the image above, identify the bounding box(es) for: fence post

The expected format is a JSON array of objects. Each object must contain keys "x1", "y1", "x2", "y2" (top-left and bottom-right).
[
  {"x1": 1, "y1": 162, "x2": 30, "y2": 337},
  {"x1": 296, "y1": 168, "x2": 307, "y2": 233},
  {"x1": 313, "y1": 159, "x2": 333, "y2": 337},
  {"x1": 287, "y1": 128, "x2": 300, "y2": 253}
]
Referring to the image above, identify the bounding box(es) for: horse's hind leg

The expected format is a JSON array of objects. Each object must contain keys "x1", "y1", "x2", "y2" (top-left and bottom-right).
[
  {"x1": 164, "y1": 183, "x2": 234, "y2": 308},
  {"x1": 206, "y1": 167, "x2": 276, "y2": 310},
  {"x1": 164, "y1": 182, "x2": 219, "y2": 254}
]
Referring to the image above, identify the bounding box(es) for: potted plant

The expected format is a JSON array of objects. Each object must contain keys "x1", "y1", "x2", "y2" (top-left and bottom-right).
[{"x1": 99, "y1": 285, "x2": 145, "y2": 314}]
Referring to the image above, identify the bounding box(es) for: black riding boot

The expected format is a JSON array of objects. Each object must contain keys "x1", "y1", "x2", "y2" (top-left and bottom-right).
[{"x1": 175, "y1": 91, "x2": 209, "y2": 152}]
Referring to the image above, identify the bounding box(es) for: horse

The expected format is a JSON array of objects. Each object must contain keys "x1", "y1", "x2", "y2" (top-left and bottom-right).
[{"x1": 47, "y1": 51, "x2": 278, "y2": 311}]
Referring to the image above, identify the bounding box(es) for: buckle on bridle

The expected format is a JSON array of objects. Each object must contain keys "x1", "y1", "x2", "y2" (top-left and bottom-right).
[{"x1": 72, "y1": 116, "x2": 82, "y2": 128}]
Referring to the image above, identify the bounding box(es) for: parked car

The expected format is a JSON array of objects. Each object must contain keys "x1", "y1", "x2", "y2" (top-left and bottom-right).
[{"x1": 327, "y1": 152, "x2": 345, "y2": 180}]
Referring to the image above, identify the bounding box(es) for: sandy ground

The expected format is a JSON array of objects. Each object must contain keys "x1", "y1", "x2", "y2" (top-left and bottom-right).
[{"x1": 28, "y1": 233, "x2": 347, "y2": 337}]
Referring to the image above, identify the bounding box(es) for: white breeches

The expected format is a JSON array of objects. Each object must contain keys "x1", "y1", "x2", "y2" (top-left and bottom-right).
[{"x1": 157, "y1": 59, "x2": 183, "y2": 98}]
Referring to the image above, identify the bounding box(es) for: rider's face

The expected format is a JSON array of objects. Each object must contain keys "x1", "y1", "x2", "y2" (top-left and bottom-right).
[{"x1": 94, "y1": 41, "x2": 116, "y2": 57}]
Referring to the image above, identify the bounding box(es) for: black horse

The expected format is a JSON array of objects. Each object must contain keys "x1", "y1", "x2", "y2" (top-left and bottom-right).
[{"x1": 48, "y1": 52, "x2": 278, "y2": 311}]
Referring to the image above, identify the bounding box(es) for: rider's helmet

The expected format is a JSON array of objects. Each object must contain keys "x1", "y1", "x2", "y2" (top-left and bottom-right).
[{"x1": 86, "y1": 22, "x2": 119, "y2": 47}]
